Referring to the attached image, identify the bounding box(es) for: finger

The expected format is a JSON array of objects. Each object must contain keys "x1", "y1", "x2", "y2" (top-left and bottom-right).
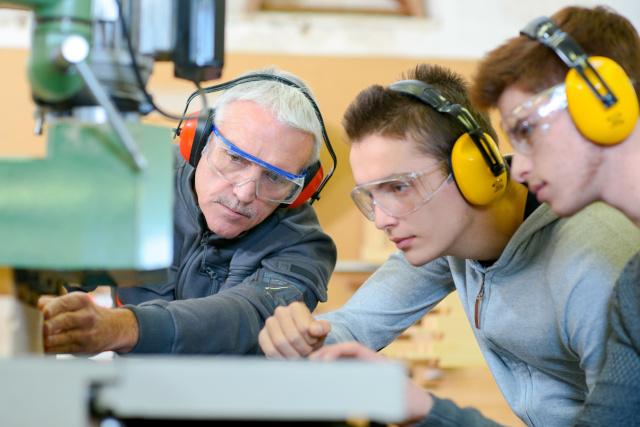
[
  {"x1": 43, "y1": 310, "x2": 97, "y2": 336},
  {"x1": 309, "y1": 343, "x2": 348, "y2": 361},
  {"x1": 41, "y1": 293, "x2": 92, "y2": 319},
  {"x1": 44, "y1": 329, "x2": 91, "y2": 354},
  {"x1": 37, "y1": 295, "x2": 57, "y2": 311},
  {"x1": 43, "y1": 332, "x2": 72, "y2": 353},
  {"x1": 308, "y1": 319, "x2": 331, "y2": 339},
  {"x1": 258, "y1": 328, "x2": 278, "y2": 359},
  {"x1": 275, "y1": 307, "x2": 315, "y2": 355},
  {"x1": 263, "y1": 315, "x2": 306, "y2": 358},
  {"x1": 310, "y1": 342, "x2": 375, "y2": 361},
  {"x1": 289, "y1": 303, "x2": 324, "y2": 346}
]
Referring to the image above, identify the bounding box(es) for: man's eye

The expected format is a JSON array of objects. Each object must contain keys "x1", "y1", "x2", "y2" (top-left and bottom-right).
[
  {"x1": 511, "y1": 120, "x2": 535, "y2": 140},
  {"x1": 226, "y1": 151, "x2": 245, "y2": 163},
  {"x1": 380, "y1": 181, "x2": 412, "y2": 194},
  {"x1": 392, "y1": 182, "x2": 411, "y2": 192},
  {"x1": 264, "y1": 170, "x2": 282, "y2": 184}
]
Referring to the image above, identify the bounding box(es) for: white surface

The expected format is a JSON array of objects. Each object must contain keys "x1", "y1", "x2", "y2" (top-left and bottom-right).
[
  {"x1": 226, "y1": 0, "x2": 640, "y2": 58},
  {"x1": 97, "y1": 357, "x2": 406, "y2": 422},
  {"x1": 0, "y1": 356, "x2": 407, "y2": 426}
]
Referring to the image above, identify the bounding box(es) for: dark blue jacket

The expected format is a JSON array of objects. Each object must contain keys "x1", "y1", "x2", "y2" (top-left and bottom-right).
[{"x1": 117, "y1": 156, "x2": 336, "y2": 354}]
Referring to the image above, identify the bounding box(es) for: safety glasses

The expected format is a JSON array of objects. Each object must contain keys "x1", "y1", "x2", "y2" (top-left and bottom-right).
[
  {"x1": 205, "y1": 125, "x2": 306, "y2": 204},
  {"x1": 503, "y1": 84, "x2": 568, "y2": 155},
  {"x1": 350, "y1": 166, "x2": 452, "y2": 221}
]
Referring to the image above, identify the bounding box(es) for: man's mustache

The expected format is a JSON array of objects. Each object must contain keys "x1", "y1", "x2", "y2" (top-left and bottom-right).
[{"x1": 214, "y1": 195, "x2": 256, "y2": 219}]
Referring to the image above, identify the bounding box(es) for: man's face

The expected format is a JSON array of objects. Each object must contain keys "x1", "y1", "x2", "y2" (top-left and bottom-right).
[
  {"x1": 194, "y1": 100, "x2": 314, "y2": 239},
  {"x1": 349, "y1": 134, "x2": 472, "y2": 266},
  {"x1": 498, "y1": 85, "x2": 602, "y2": 217}
]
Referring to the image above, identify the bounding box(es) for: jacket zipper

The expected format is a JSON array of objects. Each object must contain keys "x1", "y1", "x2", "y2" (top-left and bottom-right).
[{"x1": 474, "y1": 277, "x2": 485, "y2": 329}]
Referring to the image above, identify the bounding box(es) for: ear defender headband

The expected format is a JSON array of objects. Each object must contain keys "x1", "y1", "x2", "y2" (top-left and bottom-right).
[
  {"x1": 174, "y1": 74, "x2": 337, "y2": 208},
  {"x1": 388, "y1": 80, "x2": 508, "y2": 206},
  {"x1": 520, "y1": 16, "x2": 639, "y2": 145}
]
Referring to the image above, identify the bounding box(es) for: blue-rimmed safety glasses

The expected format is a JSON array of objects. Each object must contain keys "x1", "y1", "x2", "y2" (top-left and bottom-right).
[
  {"x1": 350, "y1": 166, "x2": 452, "y2": 221},
  {"x1": 503, "y1": 84, "x2": 568, "y2": 155},
  {"x1": 205, "y1": 125, "x2": 306, "y2": 204}
]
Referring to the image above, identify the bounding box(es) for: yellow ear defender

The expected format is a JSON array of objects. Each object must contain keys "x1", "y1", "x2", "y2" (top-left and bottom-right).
[
  {"x1": 521, "y1": 17, "x2": 639, "y2": 145},
  {"x1": 389, "y1": 80, "x2": 508, "y2": 206}
]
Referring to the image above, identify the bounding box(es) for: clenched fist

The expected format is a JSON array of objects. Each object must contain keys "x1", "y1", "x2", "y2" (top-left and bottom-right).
[{"x1": 259, "y1": 301, "x2": 331, "y2": 358}]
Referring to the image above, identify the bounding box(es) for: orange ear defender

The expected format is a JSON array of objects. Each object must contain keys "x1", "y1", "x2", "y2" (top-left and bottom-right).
[
  {"x1": 389, "y1": 80, "x2": 508, "y2": 206},
  {"x1": 178, "y1": 109, "x2": 215, "y2": 168},
  {"x1": 520, "y1": 16, "x2": 639, "y2": 145},
  {"x1": 174, "y1": 73, "x2": 337, "y2": 208}
]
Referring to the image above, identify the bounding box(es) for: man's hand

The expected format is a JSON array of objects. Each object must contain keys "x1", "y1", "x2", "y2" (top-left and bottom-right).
[
  {"x1": 309, "y1": 341, "x2": 383, "y2": 362},
  {"x1": 38, "y1": 293, "x2": 139, "y2": 354},
  {"x1": 310, "y1": 342, "x2": 435, "y2": 425},
  {"x1": 259, "y1": 301, "x2": 331, "y2": 358}
]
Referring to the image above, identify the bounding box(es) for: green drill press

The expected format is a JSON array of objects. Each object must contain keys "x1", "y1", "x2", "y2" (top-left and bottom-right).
[{"x1": 0, "y1": 0, "x2": 224, "y2": 337}]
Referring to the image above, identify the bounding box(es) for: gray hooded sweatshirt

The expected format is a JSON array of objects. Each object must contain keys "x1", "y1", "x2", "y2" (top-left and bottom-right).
[{"x1": 321, "y1": 202, "x2": 640, "y2": 426}]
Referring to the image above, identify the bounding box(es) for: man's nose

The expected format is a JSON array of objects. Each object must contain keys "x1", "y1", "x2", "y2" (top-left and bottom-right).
[
  {"x1": 373, "y1": 203, "x2": 399, "y2": 231},
  {"x1": 233, "y1": 178, "x2": 258, "y2": 203},
  {"x1": 510, "y1": 153, "x2": 533, "y2": 184},
  {"x1": 232, "y1": 167, "x2": 262, "y2": 203}
]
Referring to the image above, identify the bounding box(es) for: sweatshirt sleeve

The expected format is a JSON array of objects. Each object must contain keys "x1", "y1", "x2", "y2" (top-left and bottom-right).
[
  {"x1": 319, "y1": 252, "x2": 454, "y2": 350},
  {"x1": 414, "y1": 394, "x2": 506, "y2": 427},
  {"x1": 125, "y1": 211, "x2": 337, "y2": 354},
  {"x1": 574, "y1": 253, "x2": 640, "y2": 427},
  {"x1": 551, "y1": 205, "x2": 640, "y2": 393}
]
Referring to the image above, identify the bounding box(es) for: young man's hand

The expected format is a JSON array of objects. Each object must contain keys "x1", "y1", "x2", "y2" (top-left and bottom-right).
[
  {"x1": 259, "y1": 301, "x2": 331, "y2": 358},
  {"x1": 38, "y1": 293, "x2": 138, "y2": 354},
  {"x1": 310, "y1": 342, "x2": 435, "y2": 425}
]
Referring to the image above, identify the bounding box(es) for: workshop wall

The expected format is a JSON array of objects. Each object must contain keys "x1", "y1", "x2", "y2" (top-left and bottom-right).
[{"x1": 0, "y1": 49, "x2": 498, "y2": 259}]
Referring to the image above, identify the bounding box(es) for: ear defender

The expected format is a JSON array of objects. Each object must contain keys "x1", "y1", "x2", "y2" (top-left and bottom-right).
[
  {"x1": 288, "y1": 162, "x2": 324, "y2": 209},
  {"x1": 389, "y1": 80, "x2": 508, "y2": 206},
  {"x1": 174, "y1": 73, "x2": 338, "y2": 208},
  {"x1": 178, "y1": 109, "x2": 215, "y2": 168},
  {"x1": 565, "y1": 57, "x2": 638, "y2": 144},
  {"x1": 451, "y1": 132, "x2": 508, "y2": 206},
  {"x1": 521, "y1": 17, "x2": 639, "y2": 145}
]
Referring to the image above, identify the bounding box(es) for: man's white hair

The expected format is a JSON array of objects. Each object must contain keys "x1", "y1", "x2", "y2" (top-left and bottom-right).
[{"x1": 213, "y1": 68, "x2": 323, "y2": 168}]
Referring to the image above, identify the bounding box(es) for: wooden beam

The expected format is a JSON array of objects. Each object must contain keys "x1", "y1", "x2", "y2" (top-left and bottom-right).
[
  {"x1": 0, "y1": 268, "x2": 43, "y2": 355},
  {"x1": 0, "y1": 267, "x2": 14, "y2": 295},
  {"x1": 253, "y1": 0, "x2": 420, "y2": 16},
  {"x1": 397, "y1": 0, "x2": 426, "y2": 17}
]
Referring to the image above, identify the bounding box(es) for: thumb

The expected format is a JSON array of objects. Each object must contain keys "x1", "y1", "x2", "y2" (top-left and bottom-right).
[
  {"x1": 309, "y1": 319, "x2": 331, "y2": 338},
  {"x1": 37, "y1": 295, "x2": 57, "y2": 311}
]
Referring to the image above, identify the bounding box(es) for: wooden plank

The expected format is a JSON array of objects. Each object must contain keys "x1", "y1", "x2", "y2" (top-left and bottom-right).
[
  {"x1": 0, "y1": 268, "x2": 43, "y2": 355},
  {"x1": 0, "y1": 267, "x2": 14, "y2": 295}
]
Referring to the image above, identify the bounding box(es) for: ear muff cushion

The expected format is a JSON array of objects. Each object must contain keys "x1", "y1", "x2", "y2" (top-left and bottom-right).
[
  {"x1": 451, "y1": 133, "x2": 508, "y2": 206},
  {"x1": 288, "y1": 162, "x2": 323, "y2": 209},
  {"x1": 566, "y1": 56, "x2": 639, "y2": 145},
  {"x1": 179, "y1": 110, "x2": 214, "y2": 167},
  {"x1": 179, "y1": 115, "x2": 199, "y2": 163},
  {"x1": 189, "y1": 112, "x2": 215, "y2": 168}
]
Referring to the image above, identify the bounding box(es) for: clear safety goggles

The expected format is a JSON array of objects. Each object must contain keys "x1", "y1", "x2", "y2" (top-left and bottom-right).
[
  {"x1": 350, "y1": 165, "x2": 452, "y2": 221},
  {"x1": 503, "y1": 84, "x2": 568, "y2": 155},
  {"x1": 205, "y1": 125, "x2": 306, "y2": 204}
]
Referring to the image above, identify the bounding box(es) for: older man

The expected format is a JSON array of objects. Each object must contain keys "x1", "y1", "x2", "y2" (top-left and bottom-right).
[{"x1": 39, "y1": 69, "x2": 337, "y2": 355}]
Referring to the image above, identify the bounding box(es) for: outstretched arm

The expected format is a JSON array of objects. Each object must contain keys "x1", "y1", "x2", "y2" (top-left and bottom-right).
[{"x1": 311, "y1": 342, "x2": 505, "y2": 427}]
